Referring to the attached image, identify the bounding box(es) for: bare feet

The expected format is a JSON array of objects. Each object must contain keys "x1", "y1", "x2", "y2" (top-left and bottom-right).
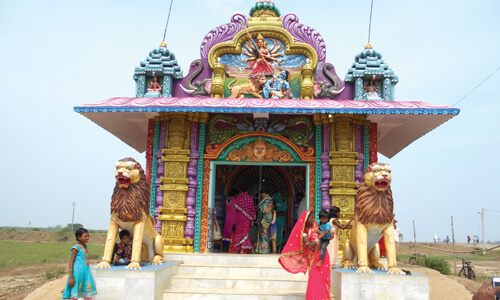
[{"x1": 316, "y1": 259, "x2": 323, "y2": 267}]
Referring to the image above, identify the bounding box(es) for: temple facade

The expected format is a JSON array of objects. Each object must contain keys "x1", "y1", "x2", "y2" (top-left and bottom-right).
[{"x1": 75, "y1": 1, "x2": 459, "y2": 254}]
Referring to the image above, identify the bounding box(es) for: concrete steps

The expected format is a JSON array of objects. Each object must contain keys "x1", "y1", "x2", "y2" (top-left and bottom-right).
[{"x1": 162, "y1": 253, "x2": 314, "y2": 300}]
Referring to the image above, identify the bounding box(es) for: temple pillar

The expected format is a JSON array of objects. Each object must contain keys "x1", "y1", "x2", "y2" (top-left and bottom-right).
[
  {"x1": 329, "y1": 114, "x2": 359, "y2": 256},
  {"x1": 369, "y1": 123, "x2": 378, "y2": 164},
  {"x1": 301, "y1": 63, "x2": 314, "y2": 99},
  {"x1": 211, "y1": 62, "x2": 226, "y2": 98},
  {"x1": 320, "y1": 114, "x2": 331, "y2": 210},
  {"x1": 158, "y1": 112, "x2": 193, "y2": 252}
]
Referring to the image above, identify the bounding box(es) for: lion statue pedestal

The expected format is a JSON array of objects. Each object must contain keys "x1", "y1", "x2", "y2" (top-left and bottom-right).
[{"x1": 96, "y1": 158, "x2": 165, "y2": 270}]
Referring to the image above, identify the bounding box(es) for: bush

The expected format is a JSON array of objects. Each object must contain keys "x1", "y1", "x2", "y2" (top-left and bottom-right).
[{"x1": 422, "y1": 256, "x2": 451, "y2": 275}]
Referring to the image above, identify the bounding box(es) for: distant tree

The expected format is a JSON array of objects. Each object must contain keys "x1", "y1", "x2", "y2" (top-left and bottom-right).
[{"x1": 66, "y1": 223, "x2": 84, "y2": 230}]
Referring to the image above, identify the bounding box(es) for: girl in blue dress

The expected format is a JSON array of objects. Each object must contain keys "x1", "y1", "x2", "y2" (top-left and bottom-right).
[{"x1": 62, "y1": 228, "x2": 97, "y2": 300}]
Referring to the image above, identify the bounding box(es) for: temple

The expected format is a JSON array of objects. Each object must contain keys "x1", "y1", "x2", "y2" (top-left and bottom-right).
[{"x1": 75, "y1": 0, "x2": 459, "y2": 256}]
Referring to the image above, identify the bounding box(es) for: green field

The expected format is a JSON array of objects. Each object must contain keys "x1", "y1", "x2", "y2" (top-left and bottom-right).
[{"x1": 0, "y1": 241, "x2": 104, "y2": 270}]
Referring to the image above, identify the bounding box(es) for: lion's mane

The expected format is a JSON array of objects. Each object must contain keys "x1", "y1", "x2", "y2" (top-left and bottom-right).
[
  {"x1": 355, "y1": 172, "x2": 394, "y2": 225},
  {"x1": 111, "y1": 158, "x2": 150, "y2": 222}
]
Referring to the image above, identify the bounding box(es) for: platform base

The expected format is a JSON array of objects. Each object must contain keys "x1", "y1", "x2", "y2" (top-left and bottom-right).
[
  {"x1": 90, "y1": 262, "x2": 181, "y2": 300},
  {"x1": 331, "y1": 268, "x2": 429, "y2": 300}
]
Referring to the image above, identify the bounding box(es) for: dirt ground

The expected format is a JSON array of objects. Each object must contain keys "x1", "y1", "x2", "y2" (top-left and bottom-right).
[{"x1": 1, "y1": 232, "x2": 498, "y2": 299}]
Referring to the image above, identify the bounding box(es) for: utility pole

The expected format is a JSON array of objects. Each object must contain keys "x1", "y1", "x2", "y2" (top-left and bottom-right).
[
  {"x1": 481, "y1": 208, "x2": 485, "y2": 255},
  {"x1": 413, "y1": 220, "x2": 417, "y2": 255},
  {"x1": 451, "y1": 216, "x2": 457, "y2": 274},
  {"x1": 71, "y1": 201, "x2": 76, "y2": 233}
]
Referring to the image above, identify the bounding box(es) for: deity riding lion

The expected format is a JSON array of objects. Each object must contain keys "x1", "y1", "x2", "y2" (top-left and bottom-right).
[
  {"x1": 96, "y1": 158, "x2": 165, "y2": 269},
  {"x1": 340, "y1": 162, "x2": 404, "y2": 274}
]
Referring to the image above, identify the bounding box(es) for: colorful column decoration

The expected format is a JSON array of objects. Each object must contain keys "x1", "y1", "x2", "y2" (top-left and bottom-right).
[
  {"x1": 354, "y1": 124, "x2": 364, "y2": 183},
  {"x1": 146, "y1": 119, "x2": 155, "y2": 184},
  {"x1": 211, "y1": 63, "x2": 226, "y2": 98},
  {"x1": 184, "y1": 119, "x2": 199, "y2": 243},
  {"x1": 149, "y1": 120, "x2": 160, "y2": 216},
  {"x1": 301, "y1": 63, "x2": 315, "y2": 99},
  {"x1": 320, "y1": 115, "x2": 331, "y2": 210},
  {"x1": 329, "y1": 114, "x2": 359, "y2": 257},
  {"x1": 309, "y1": 162, "x2": 316, "y2": 219},
  {"x1": 313, "y1": 114, "x2": 323, "y2": 217},
  {"x1": 194, "y1": 113, "x2": 208, "y2": 252},
  {"x1": 369, "y1": 123, "x2": 378, "y2": 164},
  {"x1": 200, "y1": 159, "x2": 211, "y2": 253},
  {"x1": 363, "y1": 125, "x2": 370, "y2": 171},
  {"x1": 158, "y1": 112, "x2": 192, "y2": 253},
  {"x1": 155, "y1": 120, "x2": 167, "y2": 234}
]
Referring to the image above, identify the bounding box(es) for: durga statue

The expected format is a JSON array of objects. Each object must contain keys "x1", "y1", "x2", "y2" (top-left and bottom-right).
[{"x1": 243, "y1": 32, "x2": 284, "y2": 78}]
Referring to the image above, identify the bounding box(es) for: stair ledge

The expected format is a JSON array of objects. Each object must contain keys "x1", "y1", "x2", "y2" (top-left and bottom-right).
[
  {"x1": 172, "y1": 274, "x2": 308, "y2": 281},
  {"x1": 164, "y1": 287, "x2": 306, "y2": 296}
]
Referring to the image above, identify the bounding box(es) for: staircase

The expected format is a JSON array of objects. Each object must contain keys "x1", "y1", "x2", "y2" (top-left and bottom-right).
[{"x1": 162, "y1": 253, "x2": 324, "y2": 300}]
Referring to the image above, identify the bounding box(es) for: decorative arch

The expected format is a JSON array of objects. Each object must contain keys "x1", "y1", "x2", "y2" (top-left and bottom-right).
[
  {"x1": 205, "y1": 132, "x2": 315, "y2": 162},
  {"x1": 207, "y1": 27, "x2": 319, "y2": 70}
]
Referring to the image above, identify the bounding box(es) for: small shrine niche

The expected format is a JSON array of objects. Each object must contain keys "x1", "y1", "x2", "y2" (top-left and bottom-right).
[
  {"x1": 133, "y1": 42, "x2": 183, "y2": 98},
  {"x1": 345, "y1": 44, "x2": 399, "y2": 101}
]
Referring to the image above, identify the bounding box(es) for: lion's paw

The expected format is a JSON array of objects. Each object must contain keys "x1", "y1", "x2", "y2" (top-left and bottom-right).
[
  {"x1": 387, "y1": 267, "x2": 405, "y2": 275},
  {"x1": 374, "y1": 262, "x2": 387, "y2": 270},
  {"x1": 96, "y1": 261, "x2": 110, "y2": 269},
  {"x1": 150, "y1": 256, "x2": 165, "y2": 265},
  {"x1": 340, "y1": 261, "x2": 355, "y2": 269},
  {"x1": 356, "y1": 267, "x2": 374, "y2": 273},
  {"x1": 126, "y1": 262, "x2": 142, "y2": 270}
]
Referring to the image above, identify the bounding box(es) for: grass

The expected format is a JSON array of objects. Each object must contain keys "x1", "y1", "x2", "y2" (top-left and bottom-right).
[
  {"x1": 45, "y1": 267, "x2": 65, "y2": 279},
  {"x1": 0, "y1": 241, "x2": 104, "y2": 270}
]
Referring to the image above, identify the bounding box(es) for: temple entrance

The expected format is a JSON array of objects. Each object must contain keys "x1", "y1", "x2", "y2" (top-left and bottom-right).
[{"x1": 212, "y1": 163, "x2": 308, "y2": 253}]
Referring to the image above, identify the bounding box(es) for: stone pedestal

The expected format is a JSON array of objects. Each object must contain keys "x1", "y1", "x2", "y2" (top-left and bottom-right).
[
  {"x1": 91, "y1": 262, "x2": 181, "y2": 300},
  {"x1": 331, "y1": 269, "x2": 429, "y2": 300}
]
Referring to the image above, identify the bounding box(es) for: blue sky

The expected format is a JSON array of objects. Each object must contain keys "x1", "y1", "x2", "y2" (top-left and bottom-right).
[{"x1": 1, "y1": 0, "x2": 499, "y2": 243}]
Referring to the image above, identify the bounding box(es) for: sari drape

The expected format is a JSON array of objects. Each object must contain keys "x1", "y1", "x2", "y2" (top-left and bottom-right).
[
  {"x1": 254, "y1": 194, "x2": 273, "y2": 254},
  {"x1": 234, "y1": 192, "x2": 256, "y2": 251},
  {"x1": 279, "y1": 211, "x2": 331, "y2": 300},
  {"x1": 222, "y1": 196, "x2": 237, "y2": 245}
]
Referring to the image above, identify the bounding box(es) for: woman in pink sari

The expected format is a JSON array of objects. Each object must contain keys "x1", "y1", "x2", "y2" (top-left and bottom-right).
[
  {"x1": 279, "y1": 211, "x2": 331, "y2": 300},
  {"x1": 233, "y1": 191, "x2": 256, "y2": 254}
]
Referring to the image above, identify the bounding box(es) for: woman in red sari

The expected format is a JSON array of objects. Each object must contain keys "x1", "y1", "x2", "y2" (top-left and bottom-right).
[
  {"x1": 233, "y1": 191, "x2": 256, "y2": 254},
  {"x1": 279, "y1": 211, "x2": 331, "y2": 300}
]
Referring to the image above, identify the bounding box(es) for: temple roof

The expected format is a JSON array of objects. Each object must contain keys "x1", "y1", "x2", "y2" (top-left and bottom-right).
[
  {"x1": 345, "y1": 44, "x2": 398, "y2": 83},
  {"x1": 74, "y1": 97, "x2": 459, "y2": 158}
]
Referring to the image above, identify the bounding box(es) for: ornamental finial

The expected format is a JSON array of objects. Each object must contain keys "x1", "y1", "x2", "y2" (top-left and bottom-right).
[
  {"x1": 365, "y1": 43, "x2": 373, "y2": 49},
  {"x1": 160, "y1": 41, "x2": 167, "y2": 48}
]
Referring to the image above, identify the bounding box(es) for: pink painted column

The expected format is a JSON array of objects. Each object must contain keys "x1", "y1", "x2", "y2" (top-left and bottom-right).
[
  {"x1": 321, "y1": 123, "x2": 331, "y2": 210},
  {"x1": 184, "y1": 122, "x2": 199, "y2": 240},
  {"x1": 155, "y1": 121, "x2": 167, "y2": 234}
]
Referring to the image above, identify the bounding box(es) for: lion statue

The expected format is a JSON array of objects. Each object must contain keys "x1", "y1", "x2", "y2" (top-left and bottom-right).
[
  {"x1": 340, "y1": 162, "x2": 404, "y2": 274},
  {"x1": 228, "y1": 75, "x2": 267, "y2": 98},
  {"x1": 96, "y1": 158, "x2": 165, "y2": 269}
]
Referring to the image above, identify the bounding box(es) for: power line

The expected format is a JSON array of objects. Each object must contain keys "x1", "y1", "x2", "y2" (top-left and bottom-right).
[
  {"x1": 452, "y1": 65, "x2": 500, "y2": 107},
  {"x1": 162, "y1": 0, "x2": 175, "y2": 43},
  {"x1": 367, "y1": 0, "x2": 374, "y2": 44}
]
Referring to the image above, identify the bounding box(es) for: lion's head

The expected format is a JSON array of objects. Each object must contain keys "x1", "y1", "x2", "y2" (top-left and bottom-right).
[
  {"x1": 250, "y1": 75, "x2": 267, "y2": 88},
  {"x1": 355, "y1": 162, "x2": 394, "y2": 225},
  {"x1": 111, "y1": 158, "x2": 150, "y2": 222},
  {"x1": 115, "y1": 159, "x2": 142, "y2": 188},
  {"x1": 363, "y1": 163, "x2": 392, "y2": 192}
]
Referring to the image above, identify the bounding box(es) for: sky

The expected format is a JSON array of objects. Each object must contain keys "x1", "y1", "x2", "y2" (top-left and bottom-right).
[{"x1": 1, "y1": 0, "x2": 499, "y2": 243}]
